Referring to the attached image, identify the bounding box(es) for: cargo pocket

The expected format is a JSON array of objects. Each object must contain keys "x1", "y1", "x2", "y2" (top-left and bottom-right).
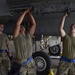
[
  {"x1": 27, "y1": 59, "x2": 36, "y2": 68},
  {"x1": 58, "y1": 60, "x2": 71, "y2": 74}
]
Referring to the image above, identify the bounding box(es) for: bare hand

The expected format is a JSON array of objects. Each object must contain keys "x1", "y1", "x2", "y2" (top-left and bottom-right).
[
  {"x1": 63, "y1": 12, "x2": 68, "y2": 17},
  {"x1": 24, "y1": 8, "x2": 30, "y2": 13},
  {"x1": 29, "y1": 7, "x2": 32, "y2": 11}
]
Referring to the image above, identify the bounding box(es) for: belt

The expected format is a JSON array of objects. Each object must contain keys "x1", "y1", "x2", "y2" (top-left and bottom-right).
[
  {"x1": 61, "y1": 56, "x2": 75, "y2": 62},
  {"x1": 0, "y1": 49, "x2": 7, "y2": 52},
  {"x1": 22, "y1": 57, "x2": 33, "y2": 65}
]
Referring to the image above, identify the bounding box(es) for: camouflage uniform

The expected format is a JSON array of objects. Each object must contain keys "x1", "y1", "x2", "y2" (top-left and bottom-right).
[
  {"x1": 14, "y1": 32, "x2": 36, "y2": 75},
  {"x1": 0, "y1": 33, "x2": 10, "y2": 75},
  {"x1": 56, "y1": 34, "x2": 75, "y2": 75}
]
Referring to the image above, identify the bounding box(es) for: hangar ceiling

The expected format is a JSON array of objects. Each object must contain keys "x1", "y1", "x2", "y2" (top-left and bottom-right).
[
  {"x1": 0, "y1": 0, "x2": 75, "y2": 37},
  {"x1": 7, "y1": 0, "x2": 75, "y2": 14}
]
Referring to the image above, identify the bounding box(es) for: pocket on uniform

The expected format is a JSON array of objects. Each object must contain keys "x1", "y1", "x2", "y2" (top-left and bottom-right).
[
  {"x1": 2, "y1": 53, "x2": 9, "y2": 59},
  {"x1": 58, "y1": 60, "x2": 70, "y2": 72},
  {"x1": 27, "y1": 59, "x2": 35, "y2": 68}
]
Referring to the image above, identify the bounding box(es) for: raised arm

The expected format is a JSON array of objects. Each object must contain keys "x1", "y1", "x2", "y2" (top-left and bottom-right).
[
  {"x1": 27, "y1": 11, "x2": 36, "y2": 36},
  {"x1": 59, "y1": 12, "x2": 68, "y2": 37},
  {"x1": 13, "y1": 9, "x2": 30, "y2": 38}
]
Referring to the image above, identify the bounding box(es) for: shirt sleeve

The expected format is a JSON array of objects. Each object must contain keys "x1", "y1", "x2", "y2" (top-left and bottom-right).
[{"x1": 61, "y1": 34, "x2": 69, "y2": 42}]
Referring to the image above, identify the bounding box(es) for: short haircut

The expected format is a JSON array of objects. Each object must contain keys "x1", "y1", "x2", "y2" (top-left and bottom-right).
[{"x1": 70, "y1": 24, "x2": 75, "y2": 28}]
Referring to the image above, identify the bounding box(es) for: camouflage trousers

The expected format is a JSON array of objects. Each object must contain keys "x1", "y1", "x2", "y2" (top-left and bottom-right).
[
  {"x1": 16, "y1": 58, "x2": 37, "y2": 75},
  {"x1": 0, "y1": 52, "x2": 10, "y2": 75},
  {"x1": 56, "y1": 60, "x2": 75, "y2": 75}
]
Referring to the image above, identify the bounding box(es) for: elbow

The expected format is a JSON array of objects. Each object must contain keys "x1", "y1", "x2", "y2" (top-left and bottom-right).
[
  {"x1": 35, "y1": 23, "x2": 36, "y2": 26},
  {"x1": 59, "y1": 27, "x2": 63, "y2": 32},
  {"x1": 59, "y1": 28, "x2": 62, "y2": 31},
  {"x1": 59, "y1": 25, "x2": 63, "y2": 31},
  {"x1": 33, "y1": 23, "x2": 36, "y2": 26}
]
